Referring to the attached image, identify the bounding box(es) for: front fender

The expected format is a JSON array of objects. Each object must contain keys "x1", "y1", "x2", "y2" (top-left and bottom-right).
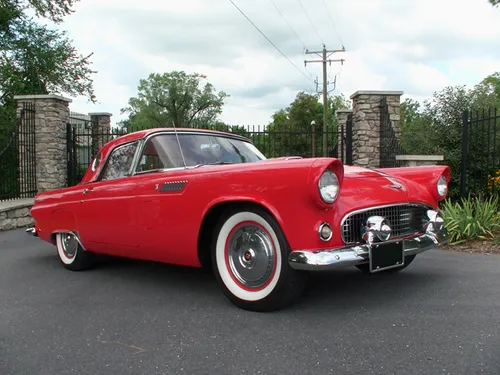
[{"x1": 203, "y1": 195, "x2": 286, "y2": 231}]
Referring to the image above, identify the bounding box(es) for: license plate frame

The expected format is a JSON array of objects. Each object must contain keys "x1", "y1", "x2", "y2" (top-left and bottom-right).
[{"x1": 369, "y1": 240, "x2": 405, "y2": 273}]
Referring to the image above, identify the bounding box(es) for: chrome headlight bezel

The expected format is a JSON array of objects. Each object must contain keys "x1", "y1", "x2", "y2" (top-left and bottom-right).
[
  {"x1": 437, "y1": 175, "x2": 447, "y2": 197},
  {"x1": 318, "y1": 169, "x2": 340, "y2": 204}
]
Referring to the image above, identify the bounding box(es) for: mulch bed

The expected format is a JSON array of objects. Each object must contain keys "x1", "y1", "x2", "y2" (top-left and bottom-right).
[{"x1": 441, "y1": 239, "x2": 500, "y2": 255}]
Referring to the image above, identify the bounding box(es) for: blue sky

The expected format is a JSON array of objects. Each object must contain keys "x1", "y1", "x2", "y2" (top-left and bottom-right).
[{"x1": 40, "y1": 0, "x2": 500, "y2": 127}]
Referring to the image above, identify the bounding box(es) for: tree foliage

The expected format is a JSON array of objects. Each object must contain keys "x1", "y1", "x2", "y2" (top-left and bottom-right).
[
  {"x1": 262, "y1": 91, "x2": 351, "y2": 157},
  {"x1": 489, "y1": 0, "x2": 499, "y2": 6},
  {"x1": 0, "y1": 0, "x2": 95, "y2": 116},
  {"x1": 0, "y1": 0, "x2": 92, "y2": 199},
  {"x1": 471, "y1": 72, "x2": 500, "y2": 111},
  {"x1": 400, "y1": 72, "x2": 500, "y2": 199},
  {"x1": 120, "y1": 71, "x2": 229, "y2": 130}
]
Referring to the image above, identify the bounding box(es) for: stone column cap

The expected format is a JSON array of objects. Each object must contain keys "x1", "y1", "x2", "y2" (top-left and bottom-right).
[
  {"x1": 335, "y1": 109, "x2": 353, "y2": 114},
  {"x1": 395, "y1": 155, "x2": 444, "y2": 161},
  {"x1": 13, "y1": 94, "x2": 72, "y2": 102},
  {"x1": 89, "y1": 112, "x2": 113, "y2": 116},
  {"x1": 350, "y1": 90, "x2": 404, "y2": 99}
]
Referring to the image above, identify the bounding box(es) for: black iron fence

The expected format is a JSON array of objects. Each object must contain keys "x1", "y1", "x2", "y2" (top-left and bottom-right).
[
  {"x1": 67, "y1": 121, "x2": 353, "y2": 186},
  {"x1": 196, "y1": 123, "x2": 349, "y2": 160},
  {"x1": 67, "y1": 113, "x2": 128, "y2": 186},
  {"x1": 0, "y1": 102, "x2": 37, "y2": 201},
  {"x1": 0, "y1": 130, "x2": 19, "y2": 200},
  {"x1": 379, "y1": 97, "x2": 404, "y2": 168},
  {"x1": 460, "y1": 108, "x2": 499, "y2": 197}
]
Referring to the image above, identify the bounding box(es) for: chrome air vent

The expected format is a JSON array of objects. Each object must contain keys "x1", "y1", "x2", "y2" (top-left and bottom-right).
[{"x1": 341, "y1": 204, "x2": 431, "y2": 244}]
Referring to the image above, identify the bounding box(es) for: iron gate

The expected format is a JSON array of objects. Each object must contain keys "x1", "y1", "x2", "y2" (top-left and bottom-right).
[{"x1": 460, "y1": 108, "x2": 500, "y2": 197}]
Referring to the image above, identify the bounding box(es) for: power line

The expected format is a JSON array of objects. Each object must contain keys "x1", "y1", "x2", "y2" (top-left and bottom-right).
[
  {"x1": 296, "y1": 0, "x2": 324, "y2": 45},
  {"x1": 268, "y1": 0, "x2": 307, "y2": 51},
  {"x1": 320, "y1": 0, "x2": 345, "y2": 48},
  {"x1": 227, "y1": 0, "x2": 315, "y2": 84}
]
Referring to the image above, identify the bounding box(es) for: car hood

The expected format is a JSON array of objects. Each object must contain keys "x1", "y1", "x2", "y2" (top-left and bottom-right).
[
  {"x1": 343, "y1": 165, "x2": 397, "y2": 179},
  {"x1": 335, "y1": 165, "x2": 425, "y2": 211}
]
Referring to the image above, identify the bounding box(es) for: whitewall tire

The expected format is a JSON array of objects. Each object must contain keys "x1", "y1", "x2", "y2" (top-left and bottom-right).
[
  {"x1": 211, "y1": 206, "x2": 307, "y2": 312},
  {"x1": 55, "y1": 232, "x2": 94, "y2": 271}
]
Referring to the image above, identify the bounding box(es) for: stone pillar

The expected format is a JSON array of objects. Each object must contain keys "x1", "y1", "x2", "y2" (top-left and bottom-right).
[
  {"x1": 89, "y1": 112, "x2": 112, "y2": 155},
  {"x1": 335, "y1": 109, "x2": 353, "y2": 164},
  {"x1": 349, "y1": 90, "x2": 403, "y2": 168},
  {"x1": 14, "y1": 94, "x2": 71, "y2": 193}
]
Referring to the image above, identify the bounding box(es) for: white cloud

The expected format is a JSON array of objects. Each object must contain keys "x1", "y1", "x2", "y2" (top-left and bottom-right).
[{"x1": 42, "y1": 0, "x2": 500, "y2": 126}]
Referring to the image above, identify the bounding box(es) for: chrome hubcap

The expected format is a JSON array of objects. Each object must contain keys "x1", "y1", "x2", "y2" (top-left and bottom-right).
[
  {"x1": 61, "y1": 233, "x2": 78, "y2": 258},
  {"x1": 227, "y1": 224, "x2": 275, "y2": 289}
]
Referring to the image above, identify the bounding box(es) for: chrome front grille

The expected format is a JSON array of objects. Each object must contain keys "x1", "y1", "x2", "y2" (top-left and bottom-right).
[{"x1": 341, "y1": 204, "x2": 431, "y2": 244}]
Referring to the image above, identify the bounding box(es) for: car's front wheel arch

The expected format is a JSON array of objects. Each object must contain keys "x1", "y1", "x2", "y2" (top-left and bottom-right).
[{"x1": 197, "y1": 201, "x2": 282, "y2": 270}]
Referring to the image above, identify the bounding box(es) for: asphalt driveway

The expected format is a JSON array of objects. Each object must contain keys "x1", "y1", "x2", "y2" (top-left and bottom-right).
[{"x1": 1, "y1": 228, "x2": 499, "y2": 375}]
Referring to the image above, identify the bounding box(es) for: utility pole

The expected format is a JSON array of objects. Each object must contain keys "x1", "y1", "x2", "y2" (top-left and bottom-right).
[{"x1": 305, "y1": 45, "x2": 345, "y2": 157}]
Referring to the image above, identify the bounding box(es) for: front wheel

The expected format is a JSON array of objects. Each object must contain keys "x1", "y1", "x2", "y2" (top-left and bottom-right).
[
  {"x1": 211, "y1": 207, "x2": 307, "y2": 312},
  {"x1": 56, "y1": 232, "x2": 94, "y2": 271}
]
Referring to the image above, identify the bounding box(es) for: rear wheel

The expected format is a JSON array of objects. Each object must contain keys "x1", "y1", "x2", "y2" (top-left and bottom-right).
[
  {"x1": 211, "y1": 206, "x2": 307, "y2": 312},
  {"x1": 55, "y1": 232, "x2": 94, "y2": 271},
  {"x1": 355, "y1": 254, "x2": 416, "y2": 274}
]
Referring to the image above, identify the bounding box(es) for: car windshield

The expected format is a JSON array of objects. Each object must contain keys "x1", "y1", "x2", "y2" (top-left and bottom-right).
[{"x1": 136, "y1": 133, "x2": 266, "y2": 173}]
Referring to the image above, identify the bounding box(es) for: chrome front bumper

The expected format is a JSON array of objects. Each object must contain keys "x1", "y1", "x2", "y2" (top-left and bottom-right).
[
  {"x1": 288, "y1": 224, "x2": 448, "y2": 271},
  {"x1": 26, "y1": 226, "x2": 37, "y2": 237}
]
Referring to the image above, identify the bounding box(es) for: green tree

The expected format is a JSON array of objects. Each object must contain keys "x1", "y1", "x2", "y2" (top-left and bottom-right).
[
  {"x1": 1, "y1": 0, "x2": 81, "y2": 25},
  {"x1": 489, "y1": 0, "x2": 499, "y2": 6},
  {"x1": 264, "y1": 92, "x2": 350, "y2": 158},
  {"x1": 471, "y1": 72, "x2": 500, "y2": 111},
  {"x1": 399, "y1": 81, "x2": 498, "y2": 199},
  {"x1": 0, "y1": 0, "x2": 93, "y2": 197},
  {"x1": 120, "y1": 71, "x2": 229, "y2": 130},
  {"x1": 399, "y1": 98, "x2": 436, "y2": 155},
  {"x1": 1, "y1": 0, "x2": 95, "y2": 104},
  {"x1": 400, "y1": 98, "x2": 421, "y2": 126},
  {"x1": 1, "y1": 0, "x2": 95, "y2": 132}
]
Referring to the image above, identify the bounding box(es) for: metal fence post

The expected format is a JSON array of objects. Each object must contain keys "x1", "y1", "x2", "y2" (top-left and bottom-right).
[{"x1": 460, "y1": 111, "x2": 469, "y2": 197}]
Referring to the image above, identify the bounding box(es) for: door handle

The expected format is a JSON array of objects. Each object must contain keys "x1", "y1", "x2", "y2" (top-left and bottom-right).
[{"x1": 83, "y1": 188, "x2": 93, "y2": 195}]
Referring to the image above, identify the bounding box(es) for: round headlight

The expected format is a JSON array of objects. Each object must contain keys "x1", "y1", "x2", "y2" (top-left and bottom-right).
[
  {"x1": 437, "y1": 175, "x2": 447, "y2": 197},
  {"x1": 318, "y1": 169, "x2": 340, "y2": 204}
]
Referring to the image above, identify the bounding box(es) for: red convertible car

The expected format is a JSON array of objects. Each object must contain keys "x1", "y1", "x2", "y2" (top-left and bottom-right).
[{"x1": 27, "y1": 128, "x2": 450, "y2": 311}]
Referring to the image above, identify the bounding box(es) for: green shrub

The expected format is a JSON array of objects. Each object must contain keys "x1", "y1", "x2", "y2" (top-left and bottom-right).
[
  {"x1": 494, "y1": 235, "x2": 500, "y2": 246},
  {"x1": 440, "y1": 194, "x2": 500, "y2": 245}
]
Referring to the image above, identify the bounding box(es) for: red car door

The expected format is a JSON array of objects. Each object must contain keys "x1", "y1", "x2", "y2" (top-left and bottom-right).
[{"x1": 76, "y1": 140, "x2": 141, "y2": 255}]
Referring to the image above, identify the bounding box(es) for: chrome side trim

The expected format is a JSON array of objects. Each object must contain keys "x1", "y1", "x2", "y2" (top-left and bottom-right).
[{"x1": 288, "y1": 228, "x2": 448, "y2": 271}]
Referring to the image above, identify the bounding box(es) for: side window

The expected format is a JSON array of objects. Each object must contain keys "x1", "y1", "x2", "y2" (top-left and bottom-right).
[
  {"x1": 136, "y1": 135, "x2": 183, "y2": 172},
  {"x1": 100, "y1": 142, "x2": 138, "y2": 181}
]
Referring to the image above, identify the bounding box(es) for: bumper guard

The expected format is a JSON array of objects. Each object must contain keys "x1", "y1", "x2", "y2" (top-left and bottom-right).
[
  {"x1": 288, "y1": 210, "x2": 448, "y2": 271},
  {"x1": 25, "y1": 226, "x2": 38, "y2": 237}
]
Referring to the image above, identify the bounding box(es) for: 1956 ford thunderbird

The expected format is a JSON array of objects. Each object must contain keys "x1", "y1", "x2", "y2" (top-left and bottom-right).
[{"x1": 27, "y1": 128, "x2": 450, "y2": 311}]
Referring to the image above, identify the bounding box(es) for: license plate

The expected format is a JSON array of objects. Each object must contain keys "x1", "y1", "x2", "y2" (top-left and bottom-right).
[{"x1": 369, "y1": 241, "x2": 404, "y2": 273}]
